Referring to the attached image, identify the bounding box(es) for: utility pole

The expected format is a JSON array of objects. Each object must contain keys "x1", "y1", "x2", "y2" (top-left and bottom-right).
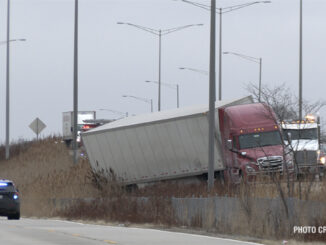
[
  {"x1": 208, "y1": 0, "x2": 216, "y2": 191},
  {"x1": 299, "y1": 0, "x2": 303, "y2": 120},
  {"x1": 73, "y1": 0, "x2": 78, "y2": 164},
  {"x1": 5, "y1": 0, "x2": 10, "y2": 160},
  {"x1": 218, "y1": 8, "x2": 222, "y2": 101},
  {"x1": 158, "y1": 30, "x2": 162, "y2": 111},
  {"x1": 259, "y1": 58, "x2": 262, "y2": 102}
]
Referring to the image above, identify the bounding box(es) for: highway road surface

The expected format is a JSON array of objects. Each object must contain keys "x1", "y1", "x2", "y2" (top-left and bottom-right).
[{"x1": 0, "y1": 218, "x2": 261, "y2": 245}]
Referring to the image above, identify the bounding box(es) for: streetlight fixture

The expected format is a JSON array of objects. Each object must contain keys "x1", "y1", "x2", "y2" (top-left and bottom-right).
[
  {"x1": 223, "y1": 51, "x2": 263, "y2": 102},
  {"x1": 99, "y1": 108, "x2": 128, "y2": 118},
  {"x1": 117, "y1": 22, "x2": 203, "y2": 111},
  {"x1": 122, "y1": 95, "x2": 153, "y2": 113},
  {"x1": 176, "y1": 0, "x2": 271, "y2": 101},
  {"x1": 179, "y1": 67, "x2": 209, "y2": 75},
  {"x1": 145, "y1": 80, "x2": 180, "y2": 108},
  {"x1": 0, "y1": 39, "x2": 26, "y2": 45}
]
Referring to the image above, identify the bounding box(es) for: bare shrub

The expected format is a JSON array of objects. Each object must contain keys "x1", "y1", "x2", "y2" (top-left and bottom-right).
[{"x1": 58, "y1": 196, "x2": 174, "y2": 226}]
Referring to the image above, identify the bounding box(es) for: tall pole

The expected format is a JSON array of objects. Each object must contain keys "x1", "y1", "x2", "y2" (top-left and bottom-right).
[
  {"x1": 5, "y1": 0, "x2": 10, "y2": 160},
  {"x1": 299, "y1": 0, "x2": 303, "y2": 120},
  {"x1": 218, "y1": 8, "x2": 222, "y2": 101},
  {"x1": 158, "y1": 30, "x2": 162, "y2": 111},
  {"x1": 208, "y1": 0, "x2": 216, "y2": 191},
  {"x1": 259, "y1": 58, "x2": 262, "y2": 102},
  {"x1": 73, "y1": 0, "x2": 78, "y2": 164},
  {"x1": 177, "y1": 84, "x2": 180, "y2": 108}
]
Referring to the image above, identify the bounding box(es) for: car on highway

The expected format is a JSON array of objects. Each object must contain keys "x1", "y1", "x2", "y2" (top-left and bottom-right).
[{"x1": 0, "y1": 179, "x2": 20, "y2": 220}]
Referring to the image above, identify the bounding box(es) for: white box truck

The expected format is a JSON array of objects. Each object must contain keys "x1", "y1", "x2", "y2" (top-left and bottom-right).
[{"x1": 62, "y1": 111, "x2": 96, "y2": 146}]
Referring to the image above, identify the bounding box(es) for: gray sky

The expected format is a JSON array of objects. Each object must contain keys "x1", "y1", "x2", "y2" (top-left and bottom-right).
[{"x1": 0, "y1": 0, "x2": 326, "y2": 142}]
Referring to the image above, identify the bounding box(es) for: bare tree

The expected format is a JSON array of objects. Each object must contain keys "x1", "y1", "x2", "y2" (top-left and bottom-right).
[
  {"x1": 246, "y1": 82, "x2": 326, "y2": 121},
  {"x1": 245, "y1": 82, "x2": 326, "y2": 234},
  {"x1": 247, "y1": 82, "x2": 326, "y2": 194}
]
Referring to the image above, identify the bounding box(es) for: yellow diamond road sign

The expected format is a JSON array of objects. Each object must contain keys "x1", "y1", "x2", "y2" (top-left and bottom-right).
[{"x1": 29, "y1": 117, "x2": 46, "y2": 135}]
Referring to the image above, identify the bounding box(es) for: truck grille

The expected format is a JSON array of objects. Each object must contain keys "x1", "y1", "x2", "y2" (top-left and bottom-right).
[
  {"x1": 257, "y1": 156, "x2": 283, "y2": 171},
  {"x1": 294, "y1": 150, "x2": 317, "y2": 165}
]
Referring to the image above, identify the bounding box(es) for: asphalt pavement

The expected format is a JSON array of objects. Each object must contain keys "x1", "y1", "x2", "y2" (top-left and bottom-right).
[{"x1": 0, "y1": 218, "x2": 261, "y2": 245}]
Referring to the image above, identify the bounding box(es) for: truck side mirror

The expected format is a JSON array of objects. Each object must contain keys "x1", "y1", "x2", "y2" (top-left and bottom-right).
[{"x1": 226, "y1": 139, "x2": 233, "y2": 150}]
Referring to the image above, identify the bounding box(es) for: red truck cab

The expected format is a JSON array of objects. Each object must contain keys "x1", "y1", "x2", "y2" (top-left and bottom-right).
[{"x1": 219, "y1": 103, "x2": 293, "y2": 183}]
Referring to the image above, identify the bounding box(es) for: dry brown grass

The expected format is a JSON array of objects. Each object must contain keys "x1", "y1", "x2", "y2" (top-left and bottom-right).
[
  {"x1": 1, "y1": 138, "x2": 326, "y2": 242},
  {"x1": 0, "y1": 137, "x2": 100, "y2": 216}
]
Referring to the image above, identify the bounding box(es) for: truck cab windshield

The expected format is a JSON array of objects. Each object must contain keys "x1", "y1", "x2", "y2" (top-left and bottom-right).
[
  {"x1": 283, "y1": 128, "x2": 317, "y2": 140},
  {"x1": 239, "y1": 131, "x2": 282, "y2": 149}
]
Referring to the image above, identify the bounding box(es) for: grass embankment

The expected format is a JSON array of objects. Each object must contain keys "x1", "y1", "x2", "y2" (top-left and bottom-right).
[
  {"x1": 1, "y1": 137, "x2": 326, "y2": 243},
  {"x1": 0, "y1": 137, "x2": 99, "y2": 216}
]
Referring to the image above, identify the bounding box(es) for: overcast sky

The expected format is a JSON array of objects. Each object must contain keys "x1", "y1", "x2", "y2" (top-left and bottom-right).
[{"x1": 0, "y1": 0, "x2": 325, "y2": 142}]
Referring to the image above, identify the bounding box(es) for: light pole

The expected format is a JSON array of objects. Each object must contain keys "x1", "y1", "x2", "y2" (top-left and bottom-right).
[
  {"x1": 117, "y1": 22, "x2": 203, "y2": 111},
  {"x1": 99, "y1": 108, "x2": 128, "y2": 118},
  {"x1": 207, "y1": 0, "x2": 216, "y2": 191},
  {"x1": 299, "y1": 0, "x2": 303, "y2": 120},
  {"x1": 177, "y1": 0, "x2": 271, "y2": 101},
  {"x1": 224, "y1": 51, "x2": 263, "y2": 102},
  {"x1": 122, "y1": 95, "x2": 153, "y2": 113},
  {"x1": 145, "y1": 80, "x2": 180, "y2": 108},
  {"x1": 73, "y1": 0, "x2": 78, "y2": 164},
  {"x1": 5, "y1": 0, "x2": 10, "y2": 161},
  {"x1": 4, "y1": 0, "x2": 26, "y2": 160},
  {"x1": 5, "y1": 38, "x2": 27, "y2": 160}
]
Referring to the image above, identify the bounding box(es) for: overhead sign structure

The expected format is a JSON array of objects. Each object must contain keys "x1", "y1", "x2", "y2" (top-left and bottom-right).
[{"x1": 29, "y1": 117, "x2": 46, "y2": 140}]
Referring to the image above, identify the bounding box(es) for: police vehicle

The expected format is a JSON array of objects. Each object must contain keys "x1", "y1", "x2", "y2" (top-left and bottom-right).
[{"x1": 0, "y1": 179, "x2": 20, "y2": 220}]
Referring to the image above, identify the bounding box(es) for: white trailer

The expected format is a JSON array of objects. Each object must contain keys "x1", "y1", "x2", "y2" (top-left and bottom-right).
[{"x1": 82, "y1": 97, "x2": 252, "y2": 185}]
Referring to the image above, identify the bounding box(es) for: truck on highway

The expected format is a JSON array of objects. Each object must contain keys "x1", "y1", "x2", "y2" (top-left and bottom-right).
[
  {"x1": 62, "y1": 111, "x2": 97, "y2": 146},
  {"x1": 281, "y1": 114, "x2": 325, "y2": 177},
  {"x1": 82, "y1": 97, "x2": 293, "y2": 186}
]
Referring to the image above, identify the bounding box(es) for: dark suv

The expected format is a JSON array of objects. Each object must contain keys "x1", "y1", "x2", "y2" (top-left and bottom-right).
[{"x1": 0, "y1": 179, "x2": 20, "y2": 220}]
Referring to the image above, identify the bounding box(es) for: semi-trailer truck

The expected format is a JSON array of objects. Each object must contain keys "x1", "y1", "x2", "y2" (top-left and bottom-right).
[
  {"x1": 82, "y1": 97, "x2": 293, "y2": 185},
  {"x1": 281, "y1": 115, "x2": 325, "y2": 177}
]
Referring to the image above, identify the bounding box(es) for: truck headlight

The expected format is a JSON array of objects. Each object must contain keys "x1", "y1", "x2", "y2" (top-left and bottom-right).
[
  {"x1": 246, "y1": 165, "x2": 255, "y2": 173},
  {"x1": 320, "y1": 156, "x2": 326, "y2": 165},
  {"x1": 287, "y1": 160, "x2": 293, "y2": 167}
]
